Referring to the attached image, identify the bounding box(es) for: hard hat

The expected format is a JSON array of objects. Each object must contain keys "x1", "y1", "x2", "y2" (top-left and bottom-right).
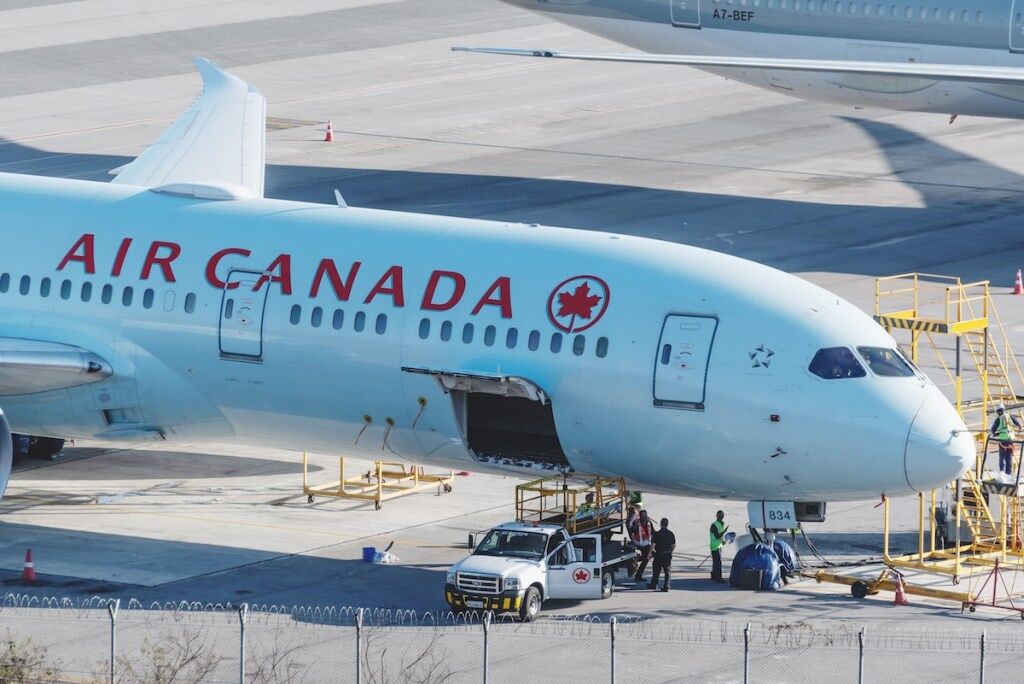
[{"x1": 997, "y1": 403, "x2": 1006, "y2": 412}]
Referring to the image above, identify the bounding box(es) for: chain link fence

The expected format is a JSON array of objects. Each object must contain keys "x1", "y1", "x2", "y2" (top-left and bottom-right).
[{"x1": 0, "y1": 594, "x2": 1022, "y2": 682}]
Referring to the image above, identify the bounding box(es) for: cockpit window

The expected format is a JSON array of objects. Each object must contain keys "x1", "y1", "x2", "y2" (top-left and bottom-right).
[
  {"x1": 809, "y1": 347, "x2": 866, "y2": 379},
  {"x1": 857, "y1": 347, "x2": 915, "y2": 377}
]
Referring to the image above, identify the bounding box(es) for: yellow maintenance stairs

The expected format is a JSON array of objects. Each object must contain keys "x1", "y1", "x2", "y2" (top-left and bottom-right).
[{"x1": 813, "y1": 274, "x2": 1024, "y2": 613}]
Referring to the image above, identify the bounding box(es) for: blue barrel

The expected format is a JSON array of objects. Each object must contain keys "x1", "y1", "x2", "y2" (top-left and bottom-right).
[{"x1": 362, "y1": 547, "x2": 376, "y2": 562}]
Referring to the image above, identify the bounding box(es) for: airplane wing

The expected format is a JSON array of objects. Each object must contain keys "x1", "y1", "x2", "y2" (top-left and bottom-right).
[
  {"x1": 452, "y1": 47, "x2": 1024, "y2": 86},
  {"x1": 110, "y1": 58, "x2": 266, "y2": 197},
  {"x1": 0, "y1": 338, "x2": 111, "y2": 396}
]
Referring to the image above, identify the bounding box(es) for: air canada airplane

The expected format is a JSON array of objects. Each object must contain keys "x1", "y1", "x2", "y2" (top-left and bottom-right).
[
  {"x1": 0, "y1": 60, "x2": 973, "y2": 513},
  {"x1": 460, "y1": 0, "x2": 1024, "y2": 119}
]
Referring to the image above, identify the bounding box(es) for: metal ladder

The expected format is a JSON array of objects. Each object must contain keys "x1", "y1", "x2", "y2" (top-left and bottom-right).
[{"x1": 960, "y1": 469, "x2": 1003, "y2": 547}]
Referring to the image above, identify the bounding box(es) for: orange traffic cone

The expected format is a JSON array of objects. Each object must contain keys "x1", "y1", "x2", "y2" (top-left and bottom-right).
[
  {"x1": 21, "y1": 548, "x2": 36, "y2": 582},
  {"x1": 1014, "y1": 269, "x2": 1023, "y2": 295},
  {"x1": 892, "y1": 573, "x2": 909, "y2": 606},
  {"x1": 324, "y1": 120, "x2": 335, "y2": 143},
  {"x1": 457, "y1": 471, "x2": 472, "y2": 477}
]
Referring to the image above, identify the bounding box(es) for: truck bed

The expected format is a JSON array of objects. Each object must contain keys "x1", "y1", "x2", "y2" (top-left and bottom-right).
[{"x1": 601, "y1": 540, "x2": 634, "y2": 567}]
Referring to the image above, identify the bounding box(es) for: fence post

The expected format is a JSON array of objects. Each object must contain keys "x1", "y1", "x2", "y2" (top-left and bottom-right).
[
  {"x1": 355, "y1": 608, "x2": 363, "y2": 684},
  {"x1": 980, "y1": 629, "x2": 986, "y2": 684},
  {"x1": 483, "y1": 611, "x2": 491, "y2": 684},
  {"x1": 610, "y1": 616, "x2": 617, "y2": 684},
  {"x1": 107, "y1": 599, "x2": 119, "y2": 684},
  {"x1": 238, "y1": 603, "x2": 249, "y2": 684},
  {"x1": 858, "y1": 627, "x2": 866, "y2": 684},
  {"x1": 743, "y1": 622, "x2": 750, "y2": 684}
]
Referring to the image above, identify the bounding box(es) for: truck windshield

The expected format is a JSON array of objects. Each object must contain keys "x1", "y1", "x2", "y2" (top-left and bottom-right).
[{"x1": 474, "y1": 529, "x2": 548, "y2": 559}]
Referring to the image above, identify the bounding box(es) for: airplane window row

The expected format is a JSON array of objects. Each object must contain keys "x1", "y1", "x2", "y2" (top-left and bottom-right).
[
  {"x1": 719, "y1": 0, "x2": 984, "y2": 21},
  {"x1": 0, "y1": 273, "x2": 198, "y2": 314},
  {"x1": 417, "y1": 318, "x2": 610, "y2": 358},
  {"x1": 289, "y1": 305, "x2": 387, "y2": 335}
]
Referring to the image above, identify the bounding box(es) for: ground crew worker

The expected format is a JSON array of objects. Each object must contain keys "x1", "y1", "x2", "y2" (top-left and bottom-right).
[
  {"x1": 710, "y1": 510, "x2": 728, "y2": 583},
  {"x1": 630, "y1": 509, "x2": 655, "y2": 583},
  {"x1": 650, "y1": 518, "x2": 676, "y2": 592},
  {"x1": 991, "y1": 404, "x2": 1022, "y2": 477},
  {"x1": 576, "y1": 492, "x2": 597, "y2": 517}
]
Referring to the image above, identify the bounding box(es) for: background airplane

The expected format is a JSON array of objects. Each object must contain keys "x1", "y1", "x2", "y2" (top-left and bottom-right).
[
  {"x1": 0, "y1": 60, "x2": 973, "y2": 509},
  {"x1": 460, "y1": 0, "x2": 1024, "y2": 119}
]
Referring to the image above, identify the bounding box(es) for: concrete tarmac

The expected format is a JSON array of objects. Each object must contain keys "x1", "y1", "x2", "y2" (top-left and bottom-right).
[{"x1": 2, "y1": 0, "x2": 1024, "y2": 629}]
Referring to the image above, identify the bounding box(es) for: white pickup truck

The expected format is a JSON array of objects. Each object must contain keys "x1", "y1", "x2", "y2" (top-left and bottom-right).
[{"x1": 444, "y1": 522, "x2": 634, "y2": 621}]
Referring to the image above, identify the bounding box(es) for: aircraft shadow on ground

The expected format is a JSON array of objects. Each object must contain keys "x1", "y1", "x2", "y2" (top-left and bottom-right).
[{"x1": 3, "y1": 117, "x2": 1024, "y2": 281}]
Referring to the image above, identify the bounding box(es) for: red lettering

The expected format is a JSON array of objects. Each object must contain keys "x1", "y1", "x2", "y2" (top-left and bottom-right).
[
  {"x1": 140, "y1": 241, "x2": 181, "y2": 282},
  {"x1": 472, "y1": 277, "x2": 513, "y2": 318},
  {"x1": 364, "y1": 266, "x2": 405, "y2": 307},
  {"x1": 205, "y1": 247, "x2": 252, "y2": 289},
  {"x1": 255, "y1": 254, "x2": 293, "y2": 295},
  {"x1": 421, "y1": 270, "x2": 466, "y2": 311},
  {"x1": 57, "y1": 234, "x2": 96, "y2": 274},
  {"x1": 111, "y1": 237, "x2": 133, "y2": 277},
  {"x1": 310, "y1": 259, "x2": 362, "y2": 300}
]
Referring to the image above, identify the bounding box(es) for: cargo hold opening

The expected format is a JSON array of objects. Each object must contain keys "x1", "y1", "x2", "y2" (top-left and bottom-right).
[{"x1": 403, "y1": 368, "x2": 571, "y2": 469}]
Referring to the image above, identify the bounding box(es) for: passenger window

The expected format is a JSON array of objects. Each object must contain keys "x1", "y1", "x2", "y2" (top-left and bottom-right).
[
  {"x1": 528, "y1": 330, "x2": 540, "y2": 351},
  {"x1": 122, "y1": 287, "x2": 133, "y2": 307},
  {"x1": 419, "y1": 318, "x2": 431, "y2": 339},
  {"x1": 311, "y1": 306, "x2": 323, "y2": 328},
  {"x1": 354, "y1": 311, "x2": 366, "y2": 332},
  {"x1": 596, "y1": 337, "x2": 609, "y2": 358},
  {"x1": 573, "y1": 336, "x2": 585, "y2": 356},
  {"x1": 440, "y1": 321, "x2": 453, "y2": 341},
  {"x1": 224, "y1": 299, "x2": 235, "y2": 319},
  {"x1": 660, "y1": 344, "x2": 672, "y2": 365},
  {"x1": 809, "y1": 347, "x2": 866, "y2": 379},
  {"x1": 101, "y1": 284, "x2": 112, "y2": 304},
  {"x1": 462, "y1": 323, "x2": 474, "y2": 344},
  {"x1": 184, "y1": 293, "x2": 196, "y2": 313},
  {"x1": 142, "y1": 288, "x2": 154, "y2": 309},
  {"x1": 81, "y1": 282, "x2": 92, "y2": 302},
  {"x1": 857, "y1": 347, "x2": 914, "y2": 377},
  {"x1": 163, "y1": 291, "x2": 175, "y2": 312},
  {"x1": 375, "y1": 314, "x2": 387, "y2": 335},
  {"x1": 550, "y1": 333, "x2": 563, "y2": 353},
  {"x1": 18, "y1": 276, "x2": 29, "y2": 295},
  {"x1": 549, "y1": 543, "x2": 570, "y2": 566},
  {"x1": 506, "y1": 328, "x2": 518, "y2": 349},
  {"x1": 60, "y1": 280, "x2": 71, "y2": 300},
  {"x1": 484, "y1": 325, "x2": 496, "y2": 346},
  {"x1": 0, "y1": 273, "x2": 8, "y2": 293},
  {"x1": 332, "y1": 309, "x2": 344, "y2": 329},
  {"x1": 40, "y1": 278, "x2": 51, "y2": 297},
  {"x1": 289, "y1": 304, "x2": 301, "y2": 325}
]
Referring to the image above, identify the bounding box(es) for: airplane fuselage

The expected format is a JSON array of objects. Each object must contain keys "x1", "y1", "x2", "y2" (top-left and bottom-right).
[
  {"x1": 502, "y1": 0, "x2": 1024, "y2": 117},
  {"x1": 0, "y1": 171, "x2": 972, "y2": 502}
]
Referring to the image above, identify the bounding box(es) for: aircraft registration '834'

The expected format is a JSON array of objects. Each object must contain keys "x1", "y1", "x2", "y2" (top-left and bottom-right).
[
  {"x1": 0, "y1": 60, "x2": 972, "y2": 509},
  {"x1": 461, "y1": 1, "x2": 1024, "y2": 119}
]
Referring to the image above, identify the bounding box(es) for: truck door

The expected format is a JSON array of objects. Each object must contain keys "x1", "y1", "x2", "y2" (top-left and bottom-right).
[
  {"x1": 218, "y1": 270, "x2": 268, "y2": 361},
  {"x1": 670, "y1": 0, "x2": 700, "y2": 28},
  {"x1": 546, "y1": 535, "x2": 603, "y2": 600},
  {"x1": 654, "y1": 314, "x2": 718, "y2": 409}
]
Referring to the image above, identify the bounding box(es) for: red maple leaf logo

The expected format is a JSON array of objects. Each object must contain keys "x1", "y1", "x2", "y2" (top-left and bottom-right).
[
  {"x1": 573, "y1": 568, "x2": 590, "y2": 583},
  {"x1": 557, "y1": 283, "x2": 602, "y2": 321}
]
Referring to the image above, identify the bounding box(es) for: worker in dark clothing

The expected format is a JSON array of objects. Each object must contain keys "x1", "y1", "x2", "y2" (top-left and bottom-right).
[
  {"x1": 710, "y1": 510, "x2": 728, "y2": 583},
  {"x1": 630, "y1": 509, "x2": 655, "y2": 584},
  {"x1": 991, "y1": 404, "x2": 1022, "y2": 478},
  {"x1": 649, "y1": 518, "x2": 676, "y2": 592}
]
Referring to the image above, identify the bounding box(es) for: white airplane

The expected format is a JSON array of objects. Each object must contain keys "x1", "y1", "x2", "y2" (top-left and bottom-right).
[
  {"x1": 0, "y1": 60, "x2": 973, "y2": 514},
  {"x1": 461, "y1": 0, "x2": 1024, "y2": 119}
]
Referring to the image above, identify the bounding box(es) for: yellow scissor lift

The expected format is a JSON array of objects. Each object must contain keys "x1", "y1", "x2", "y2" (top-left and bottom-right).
[
  {"x1": 812, "y1": 274, "x2": 1024, "y2": 614},
  {"x1": 515, "y1": 475, "x2": 627, "y2": 535},
  {"x1": 302, "y1": 454, "x2": 454, "y2": 510}
]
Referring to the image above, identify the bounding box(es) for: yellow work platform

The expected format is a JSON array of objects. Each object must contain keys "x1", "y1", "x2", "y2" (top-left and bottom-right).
[
  {"x1": 516, "y1": 474, "x2": 628, "y2": 535},
  {"x1": 302, "y1": 454, "x2": 454, "y2": 510}
]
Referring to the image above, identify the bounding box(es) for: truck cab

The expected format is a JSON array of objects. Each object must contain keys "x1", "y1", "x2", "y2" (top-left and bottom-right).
[{"x1": 445, "y1": 521, "x2": 632, "y2": 621}]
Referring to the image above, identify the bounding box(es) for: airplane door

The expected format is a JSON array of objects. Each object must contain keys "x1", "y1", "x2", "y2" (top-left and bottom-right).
[
  {"x1": 670, "y1": 0, "x2": 700, "y2": 28},
  {"x1": 218, "y1": 270, "x2": 268, "y2": 360},
  {"x1": 1012, "y1": 1, "x2": 1024, "y2": 52},
  {"x1": 654, "y1": 314, "x2": 717, "y2": 409}
]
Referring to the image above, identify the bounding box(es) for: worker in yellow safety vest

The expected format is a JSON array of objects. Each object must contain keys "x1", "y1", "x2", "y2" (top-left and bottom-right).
[
  {"x1": 991, "y1": 404, "x2": 1022, "y2": 477},
  {"x1": 709, "y1": 510, "x2": 728, "y2": 583}
]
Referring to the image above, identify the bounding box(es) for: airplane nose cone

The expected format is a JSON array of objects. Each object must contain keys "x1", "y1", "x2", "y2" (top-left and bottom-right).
[{"x1": 904, "y1": 394, "x2": 974, "y2": 492}]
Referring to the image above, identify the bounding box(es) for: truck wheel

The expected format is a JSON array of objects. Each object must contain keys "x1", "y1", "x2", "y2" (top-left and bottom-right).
[
  {"x1": 602, "y1": 572, "x2": 614, "y2": 599},
  {"x1": 851, "y1": 581, "x2": 869, "y2": 599},
  {"x1": 519, "y1": 587, "x2": 541, "y2": 622}
]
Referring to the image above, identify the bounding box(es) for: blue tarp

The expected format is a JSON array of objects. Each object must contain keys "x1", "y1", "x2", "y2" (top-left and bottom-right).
[
  {"x1": 729, "y1": 542, "x2": 782, "y2": 590},
  {"x1": 772, "y1": 539, "x2": 797, "y2": 576}
]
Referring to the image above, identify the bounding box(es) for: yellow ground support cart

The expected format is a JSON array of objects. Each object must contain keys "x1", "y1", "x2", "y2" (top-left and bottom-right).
[
  {"x1": 302, "y1": 454, "x2": 454, "y2": 510},
  {"x1": 515, "y1": 474, "x2": 627, "y2": 535}
]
